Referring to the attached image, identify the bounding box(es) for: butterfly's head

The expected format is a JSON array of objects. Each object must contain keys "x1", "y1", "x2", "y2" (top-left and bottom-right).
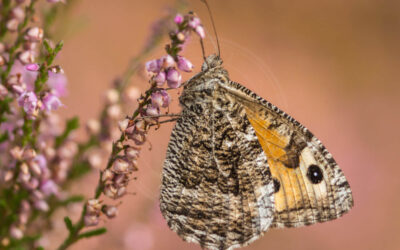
[{"x1": 201, "y1": 54, "x2": 223, "y2": 72}]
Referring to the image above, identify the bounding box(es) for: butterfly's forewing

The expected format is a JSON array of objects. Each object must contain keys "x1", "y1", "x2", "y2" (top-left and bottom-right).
[
  {"x1": 160, "y1": 76, "x2": 275, "y2": 250},
  {"x1": 219, "y1": 80, "x2": 354, "y2": 228}
]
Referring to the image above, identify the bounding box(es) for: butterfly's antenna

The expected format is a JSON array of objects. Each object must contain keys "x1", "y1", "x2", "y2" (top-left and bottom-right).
[{"x1": 200, "y1": 0, "x2": 221, "y2": 57}]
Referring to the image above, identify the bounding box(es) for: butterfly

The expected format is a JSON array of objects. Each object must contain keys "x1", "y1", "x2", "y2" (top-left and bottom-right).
[{"x1": 159, "y1": 54, "x2": 353, "y2": 250}]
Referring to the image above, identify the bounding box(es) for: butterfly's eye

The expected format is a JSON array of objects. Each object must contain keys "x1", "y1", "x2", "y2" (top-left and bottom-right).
[
  {"x1": 272, "y1": 177, "x2": 280, "y2": 193},
  {"x1": 307, "y1": 165, "x2": 324, "y2": 184}
]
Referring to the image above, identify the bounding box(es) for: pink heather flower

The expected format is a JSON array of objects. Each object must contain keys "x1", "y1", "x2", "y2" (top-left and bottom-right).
[
  {"x1": 17, "y1": 91, "x2": 37, "y2": 114},
  {"x1": 166, "y1": 68, "x2": 182, "y2": 88},
  {"x1": 40, "y1": 180, "x2": 59, "y2": 196},
  {"x1": 174, "y1": 14, "x2": 184, "y2": 24},
  {"x1": 152, "y1": 90, "x2": 171, "y2": 108},
  {"x1": 160, "y1": 90, "x2": 171, "y2": 107},
  {"x1": 25, "y1": 63, "x2": 40, "y2": 71},
  {"x1": 154, "y1": 71, "x2": 166, "y2": 86},
  {"x1": 84, "y1": 214, "x2": 99, "y2": 227},
  {"x1": 195, "y1": 25, "x2": 205, "y2": 39},
  {"x1": 151, "y1": 91, "x2": 163, "y2": 108},
  {"x1": 146, "y1": 106, "x2": 160, "y2": 116},
  {"x1": 160, "y1": 55, "x2": 175, "y2": 69},
  {"x1": 47, "y1": 0, "x2": 66, "y2": 3},
  {"x1": 34, "y1": 200, "x2": 49, "y2": 212},
  {"x1": 47, "y1": 71, "x2": 67, "y2": 97},
  {"x1": 24, "y1": 27, "x2": 43, "y2": 42},
  {"x1": 188, "y1": 17, "x2": 201, "y2": 29},
  {"x1": 10, "y1": 61, "x2": 38, "y2": 91},
  {"x1": 10, "y1": 225, "x2": 23, "y2": 239},
  {"x1": 177, "y1": 56, "x2": 194, "y2": 72},
  {"x1": 145, "y1": 59, "x2": 161, "y2": 73},
  {"x1": 42, "y1": 94, "x2": 63, "y2": 111},
  {"x1": 0, "y1": 84, "x2": 8, "y2": 98}
]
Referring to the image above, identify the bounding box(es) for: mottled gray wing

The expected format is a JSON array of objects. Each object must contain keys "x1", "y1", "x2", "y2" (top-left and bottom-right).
[
  {"x1": 219, "y1": 80, "x2": 353, "y2": 228},
  {"x1": 160, "y1": 85, "x2": 275, "y2": 250}
]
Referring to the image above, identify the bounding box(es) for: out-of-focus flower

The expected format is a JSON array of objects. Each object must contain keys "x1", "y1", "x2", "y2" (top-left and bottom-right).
[
  {"x1": 166, "y1": 68, "x2": 182, "y2": 88},
  {"x1": 6, "y1": 19, "x2": 19, "y2": 32},
  {"x1": 174, "y1": 14, "x2": 183, "y2": 24},
  {"x1": 188, "y1": 17, "x2": 200, "y2": 29},
  {"x1": 17, "y1": 91, "x2": 38, "y2": 115},
  {"x1": 86, "y1": 119, "x2": 101, "y2": 135},
  {"x1": 40, "y1": 180, "x2": 59, "y2": 197},
  {"x1": 0, "y1": 84, "x2": 8, "y2": 99},
  {"x1": 195, "y1": 25, "x2": 205, "y2": 39},
  {"x1": 10, "y1": 7, "x2": 25, "y2": 21},
  {"x1": 84, "y1": 214, "x2": 99, "y2": 227},
  {"x1": 25, "y1": 27, "x2": 44, "y2": 42},
  {"x1": 25, "y1": 63, "x2": 40, "y2": 71},
  {"x1": 18, "y1": 50, "x2": 35, "y2": 64},
  {"x1": 47, "y1": 71, "x2": 67, "y2": 97},
  {"x1": 105, "y1": 89, "x2": 119, "y2": 104},
  {"x1": 10, "y1": 225, "x2": 23, "y2": 239},
  {"x1": 42, "y1": 93, "x2": 63, "y2": 111},
  {"x1": 177, "y1": 56, "x2": 193, "y2": 72},
  {"x1": 102, "y1": 205, "x2": 118, "y2": 219}
]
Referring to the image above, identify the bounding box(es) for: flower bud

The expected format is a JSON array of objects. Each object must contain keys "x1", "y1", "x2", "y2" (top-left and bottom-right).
[
  {"x1": 86, "y1": 199, "x2": 102, "y2": 215},
  {"x1": 161, "y1": 55, "x2": 175, "y2": 69},
  {"x1": 145, "y1": 59, "x2": 160, "y2": 73},
  {"x1": 34, "y1": 200, "x2": 49, "y2": 212},
  {"x1": 177, "y1": 56, "x2": 194, "y2": 72},
  {"x1": 154, "y1": 71, "x2": 166, "y2": 86},
  {"x1": 166, "y1": 68, "x2": 182, "y2": 88},
  {"x1": 6, "y1": 19, "x2": 19, "y2": 32},
  {"x1": 10, "y1": 7, "x2": 25, "y2": 21},
  {"x1": 177, "y1": 32, "x2": 185, "y2": 42},
  {"x1": 112, "y1": 158, "x2": 130, "y2": 173},
  {"x1": 86, "y1": 119, "x2": 101, "y2": 134},
  {"x1": 124, "y1": 86, "x2": 141, "y2": 102},
  {"x1": 10, "y1": 146, "x2": 24, "y2": 160},
  {"x1": 118, "y1": 119, "x2": 130, "y2": 132},
  {"x1": 84, "y1": 214, "x2": 99, "y2": 227},
  {"x1": 102, "y1": 169, "x2": 114, "y2": 183},
  {"x1": 102, "y1": 205, "x2": 118, "y2": 219},
  {"x1": 10, "y1": 225, "x2": 23, "y2": 239},
  {"x1": 0, "y1": 55, "x2": 6, "y2": 67},
  {"x1": 124, "y1": 147, "x2": 140, "y2": 160},
  {"x1": 42, "y1": 93, "x2": 63, "y2": 111},
  {"x1": 25, "y1": 63, "x2": 40, "y2": 71},
  {"x1": 18, "y1": 50, "x2": 35, "y2": 64},
  {"x1": 195, "y1": 25, "x2": 205, "y2": 39},
  {"x1": 105, "y1": 89, "x2": 119, "y2": 104},
  {"x1": 0, "y1": 84, "x2": 8, "y2": 98},
  {"x1": 188, "y1": 17, "x2": 201, "y2": 29},
  {"x1": 25, "y1": 27, "x2": 44, "y2": 42},
  {"x1": 107, "y1": 104, "x2": 121, "y2": 119},
  {"x1": 146, "y1": 106, "x2": 160, "y2": 116},
  {"x1": 174, "y1": 14, "x2": 183, "y2": 24}
]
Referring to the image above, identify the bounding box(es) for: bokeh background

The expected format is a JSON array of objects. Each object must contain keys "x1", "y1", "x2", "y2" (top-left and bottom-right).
[{"x1": 44, "y1": 0, "x2": 400, "y2": 249}]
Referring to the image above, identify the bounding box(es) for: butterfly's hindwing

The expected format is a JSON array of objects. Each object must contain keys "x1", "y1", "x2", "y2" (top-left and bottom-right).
[
  {"x1": 160, "y1": 78, "x2": 275, "y2": 250},
  {"x1": 219, "y1": 80, "x2": 353, "y2": 228}
]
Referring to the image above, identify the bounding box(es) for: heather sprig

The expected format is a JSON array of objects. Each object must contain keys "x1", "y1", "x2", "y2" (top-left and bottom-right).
[{"x1": 57, "y1": 11, "x2": 205, "y2": 250}]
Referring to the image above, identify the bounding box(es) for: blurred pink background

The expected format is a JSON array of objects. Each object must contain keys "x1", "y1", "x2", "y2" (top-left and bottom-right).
[{"x1": 45, "y1": 0, "x2": 400, "y2": 249}]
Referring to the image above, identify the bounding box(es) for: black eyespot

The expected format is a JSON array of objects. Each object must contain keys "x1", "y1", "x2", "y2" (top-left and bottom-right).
[
  {"x1": 272, "y1": 178, "x2": 281, "y2": 193},
  {"x1": 307, "y1": 165, "x2": 324, "y2": 184}
]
